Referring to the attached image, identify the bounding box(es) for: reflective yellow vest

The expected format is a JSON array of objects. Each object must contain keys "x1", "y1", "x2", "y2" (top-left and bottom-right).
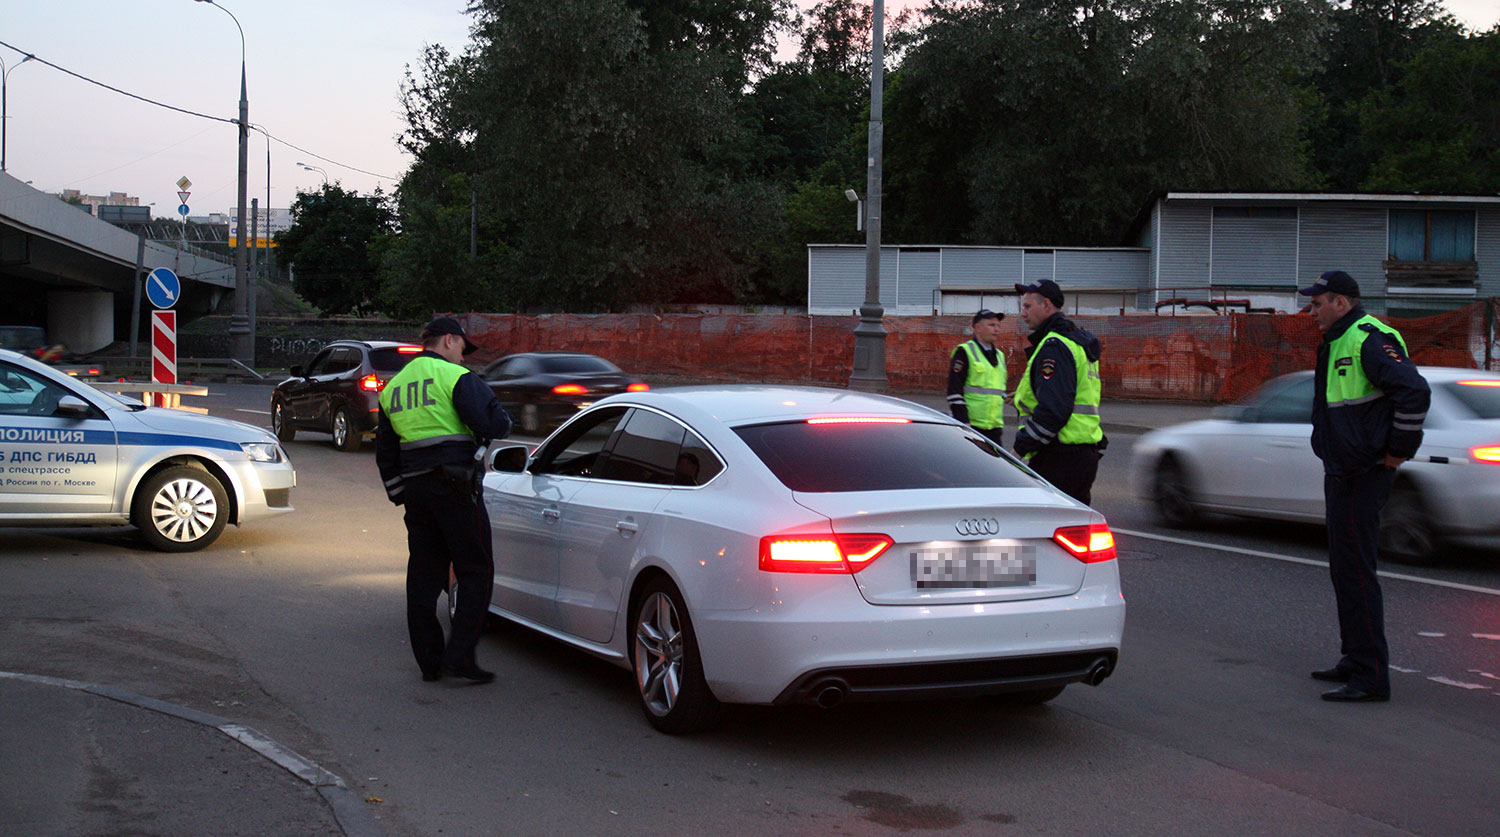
[
  {"x1": 378, "y1": 355, "x2": 473, "y2": 447},
  {"x1": 1325, "y1": 315, "x2": 1407, "y2": 407},
  {"x1": 955, "y1": 340, "x2": 1006, "y2": 431},
  {"x1": 1015, "y1": 332, "x2": 1103, "y2": 446}
]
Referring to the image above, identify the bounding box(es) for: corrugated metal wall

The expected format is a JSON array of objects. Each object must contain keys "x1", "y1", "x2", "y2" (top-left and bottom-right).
[
  {"x1": 1155, "y1": 202, "x2": 1211, "y2": 294},
  {"x1": 1478, "y1": 208, "x2": 1500, "y2": 298},
  {"x1": 1057, "y1": 249, "x2": 1149, "y2": 290},
  {"x1": 1297, "y1": 205, "x2": 1386, "y2": 286},
  {"x1": 1210, "y1": 211, "x2": 1298, "y2": 286},
  {"x1": 897, "y1": 249, "x2": 941, "y2": 309}
]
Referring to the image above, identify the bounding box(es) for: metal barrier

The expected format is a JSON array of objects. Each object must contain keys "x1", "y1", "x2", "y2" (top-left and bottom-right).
[{"x1": 90, "y1": 381, "x2": 210, "y2": 414}]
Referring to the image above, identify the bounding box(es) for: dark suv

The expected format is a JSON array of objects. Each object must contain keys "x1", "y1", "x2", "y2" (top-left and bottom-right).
[{"x1": 271, "y1": 340, "x2": 422, "y2": 451}]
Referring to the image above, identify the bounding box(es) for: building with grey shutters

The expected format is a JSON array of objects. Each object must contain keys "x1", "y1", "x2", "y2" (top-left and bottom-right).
[{"x1": 808, "y1": 191, "x2": 1500, "y2": 318}]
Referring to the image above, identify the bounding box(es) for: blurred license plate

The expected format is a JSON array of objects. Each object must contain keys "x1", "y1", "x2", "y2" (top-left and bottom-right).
[{"x1": 910, "y1": 546, "x2": 1036, "y2": 589}]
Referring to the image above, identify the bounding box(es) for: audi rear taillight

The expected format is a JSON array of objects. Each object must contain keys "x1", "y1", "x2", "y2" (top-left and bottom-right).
[
  {"x1": 553, "y1": 384, "x2": 588, "y2": 395},
  {"x1": 360, "y1": 374, "x2": 384, "y2": 392},
  {"x1": 1472, "y1": 445, "x2": 1500, "y2": 464},
  {"x1": 627, "y1": 383, "x2": 650, "y2": 392},
  {"x1": 759, "y1": 533, "x2": 893, "y2": 574},
  {"x1": 1053, "y1": 523, "x2": 1117, "y2": 563}
]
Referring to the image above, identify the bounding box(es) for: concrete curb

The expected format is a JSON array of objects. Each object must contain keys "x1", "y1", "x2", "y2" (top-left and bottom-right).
[{"x1": 0, "y1": 670, "x2": 382, "y2": 837}]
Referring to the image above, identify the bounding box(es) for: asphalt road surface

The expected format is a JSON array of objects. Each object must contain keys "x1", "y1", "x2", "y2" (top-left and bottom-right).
[{"x1": 1, "y1": 383, "x2": 1496, "y2": 835}]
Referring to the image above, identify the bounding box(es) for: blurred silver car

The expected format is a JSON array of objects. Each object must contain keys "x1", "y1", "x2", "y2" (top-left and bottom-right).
[
  {"x1": 479, "y1": 386, "x2": 1124, "y2": 733},
  {"x1": 1132, "y1": 367, "x2": 1500, "y2": 562},
  {"x1": 0, "y1": 349, "x2": 296, "y2": 552}
]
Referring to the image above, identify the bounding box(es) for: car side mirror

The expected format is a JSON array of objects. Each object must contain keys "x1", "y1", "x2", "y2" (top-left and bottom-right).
[
  {"x1": 55, "y1": 395, "x2": 91, "y2": 418},
  {"x1": 290, "y1": 365, "x2": 305, "y2": 378},
  {"x1": 490, "y1": 444, "x2": 528, "y2": 473}
]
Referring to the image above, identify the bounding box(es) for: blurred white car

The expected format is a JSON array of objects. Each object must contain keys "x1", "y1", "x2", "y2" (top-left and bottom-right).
[
  {"x1": 478, "y1": 385, "x2": 1125, "y2": 733},
  {"x1": 1132, "y1": 367, "x2": 1500, "y2": 562},
  {"x1": 0, "y1": 348, "x2": 295, "y2": 552}
]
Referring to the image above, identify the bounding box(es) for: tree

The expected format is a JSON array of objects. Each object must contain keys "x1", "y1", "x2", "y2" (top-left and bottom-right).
[
  {"x1": 275, "y1": 185, "x2": 393, "y2": 317},
  {"x1": 1359, "y1": 29, "x2": 1500, "y2": 192}
]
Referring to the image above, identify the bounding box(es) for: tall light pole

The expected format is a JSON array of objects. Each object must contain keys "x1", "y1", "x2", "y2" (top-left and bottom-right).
[
  {"x1": 2, "y1": 53, "x2": 36, "y2": 173},
  {"x1": 195, "y1": 0, "x2": 252, "y2": 367},
  {"x1": 298, "y1": 162, "x2": 328, "y2": 184},
  {"x1": 849, "y1": 0, "x2": 887, "y2": 392}
]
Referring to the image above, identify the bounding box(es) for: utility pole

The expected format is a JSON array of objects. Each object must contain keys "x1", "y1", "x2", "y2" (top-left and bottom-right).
[{"x1": 849, "y1": 0, "x2": 888, "y2": 392}]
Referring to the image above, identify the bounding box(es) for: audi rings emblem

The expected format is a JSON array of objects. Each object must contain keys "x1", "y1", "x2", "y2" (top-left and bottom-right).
[{"x1": 955, "y1": 517, "x2": 1000, "y2": 536}]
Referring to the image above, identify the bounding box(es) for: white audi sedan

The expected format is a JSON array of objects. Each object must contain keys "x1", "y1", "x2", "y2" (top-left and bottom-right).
[
  {"x1": 1132, "y1": 367, "x2": 1500, "y2": 563},
  {"x1": 0, "y1": 348, "x2": 296, "y2": 552},
  {"x1": 479, "y1": 386, "x2": 1124, "y2": 733}
]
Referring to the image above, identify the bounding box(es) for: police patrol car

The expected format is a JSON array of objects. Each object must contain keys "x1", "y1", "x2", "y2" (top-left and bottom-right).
[{"x1": 0, "y1": 348, "x2": 296, "y2": 552}]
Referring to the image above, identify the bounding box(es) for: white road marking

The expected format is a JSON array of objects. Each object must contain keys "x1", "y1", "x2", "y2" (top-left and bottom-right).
[
  {"x1": 1474, "y1": 634, "x2": 1500, "y2": 641},
  {"x1": 1466, "y1": 670, "x2": 1500, "y2": 681},
  {"x1": 1113, "y1": 528, "x2": 1500, "y2": 597},
  {"x1": 1417, "y1": 632, "x2": 1447, "y2": 637},
  {"x1": 1427, "y1": 676, "x2": 1490, "y2": 690},
  {"x1": 235, "y1": 408, "x2": 270, "y2": 416}
]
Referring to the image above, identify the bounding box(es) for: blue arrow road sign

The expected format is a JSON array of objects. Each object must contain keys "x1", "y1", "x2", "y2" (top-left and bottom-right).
[
  {"x1": 178, "y1": 204, "x2": 190, "y2": 216},
  {"x1": 147, "y1": 267, "x2": 181, "y2": 309}
]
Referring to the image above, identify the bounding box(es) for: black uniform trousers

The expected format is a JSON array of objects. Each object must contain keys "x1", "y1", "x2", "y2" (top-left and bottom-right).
[
  {"x1": 401, "y1": 472, "x2": 494, "y2": 678},
  {"x1": 1324, "y1": 467, "x2": 1395, "y2": 696},
  {"x1": 1028, "y1": 443, "x2": 1102, "y2": 506},
  {"x1": 974, "y1": 426, "x2": 1005, "y2": 450}
]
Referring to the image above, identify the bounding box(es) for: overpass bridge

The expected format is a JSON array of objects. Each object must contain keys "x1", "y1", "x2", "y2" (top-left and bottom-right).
[{"x1": 0, "y1": 171, "x2": 236, "y2": 354}]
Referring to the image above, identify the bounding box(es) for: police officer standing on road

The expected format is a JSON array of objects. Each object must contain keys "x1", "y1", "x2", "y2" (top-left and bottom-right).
[
  {"x1": 1012, "y1": 280, "x2": 1106, "y2": 505},
  {"x1": 375, "y1": 317, "x2": 513, "y2": 684},
  {"x1": 1302, "y1": 270, "x2": 1429, "y2": 703},
  {"x1": 947, "y1": 309, "x2": 1008, "y2": 448}
]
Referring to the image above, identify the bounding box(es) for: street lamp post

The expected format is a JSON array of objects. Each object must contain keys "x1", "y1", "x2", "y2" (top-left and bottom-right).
[
  {"x1": 849, "y1": 0, "x2": 887, "y2": 392},
  {"x1": 297, "y1": 162, "x2": 329, "y2": 184},
  {"x1": 2, "y1": 53, "x2": 36, "y2": 173},
  {"x1": 195, "y1": 0, "x2": 253, "y2": 367}
]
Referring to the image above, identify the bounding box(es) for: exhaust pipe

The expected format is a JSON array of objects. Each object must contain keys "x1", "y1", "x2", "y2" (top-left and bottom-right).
[
  {"x1": 812, "y1": 679, "x2": 849, "y2": 709},
  {"x1": 1084, "y1": 658, "x2": 1113, "y2": 687}
]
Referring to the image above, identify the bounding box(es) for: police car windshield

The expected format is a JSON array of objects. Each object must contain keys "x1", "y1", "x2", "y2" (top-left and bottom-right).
[{"x1": 733, "y1": 421, "x2": 1037, "y2": 492}]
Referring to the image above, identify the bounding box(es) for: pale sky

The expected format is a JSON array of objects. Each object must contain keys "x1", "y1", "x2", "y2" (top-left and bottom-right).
[{"x1": 3, "y1": 0, "x2": 1496, "y2": 218}]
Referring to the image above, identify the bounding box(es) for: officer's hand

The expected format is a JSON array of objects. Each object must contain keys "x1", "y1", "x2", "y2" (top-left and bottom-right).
[{"x1": 1384, "y1": 453, "x2": 1409, "y2": 470}]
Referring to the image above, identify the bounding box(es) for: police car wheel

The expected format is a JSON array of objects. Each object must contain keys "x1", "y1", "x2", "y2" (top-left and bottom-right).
[
  {"x1": 520, "y1": 403, "x2": 540, "y2": 435},
  {"x1": 332, "y1": 407, "x2": 361, "y2": 452},
  {"x1": 630, "y1": 578, "x2": 721, "y2": 734},
  {"x1": 272, "y1": 399, "x2": 295, "y2": 442},
  {"x1": 1153, "y1": 457, "x2": 1199, "y2": 528},
  {"x1": 132, "y1": 465, "x2": 229, "y2": 552},
  {"x1": 1379, "y1": 484, "x2": 1436, "y2": 564}
]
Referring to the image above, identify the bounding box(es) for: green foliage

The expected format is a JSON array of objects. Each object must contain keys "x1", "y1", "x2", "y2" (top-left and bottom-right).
[
  {"x1": 274, "y1": 185, "x2": 394, "y2": 317},
  {"x1": 1360, "y1": 29, "x2": 1500, "y2": 192}
]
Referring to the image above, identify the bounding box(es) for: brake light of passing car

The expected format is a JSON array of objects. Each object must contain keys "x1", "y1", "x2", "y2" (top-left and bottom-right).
[
  {"x1": 627, "y1": 383, "x2": 650, "y2": 392},
  {"x1": 759, "y1": 533, "x2": 893, "y2": 574},
  {"x1": 396, "y1": 345, "x2": 422, "y2": 354},
  {"x1": 1053, "y1": 523, "x2": 1117, "y2": 563},
  {"x1": 806, "y1": 417, "x2": 912, "y2": 425},
  {"x1": 360, "y1": 374, "x2": 384, "y2": 392},
  {"x1": 1471, "y1": 445, "x2": 1500, "y2": 464},
  {"x1": 553, "y1": 384, "x2": 588, "y2": 395},
  {"x1": 1457, "y1": 380, "x2": 1500, "y2": 387}
]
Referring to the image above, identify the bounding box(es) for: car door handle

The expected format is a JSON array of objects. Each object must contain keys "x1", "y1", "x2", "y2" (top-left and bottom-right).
[
  {"x1": 541, "y1": 507, "x2": 561, "y2": 521},
  {"x1": 616, "y1": 520, "x2": 639, "y2": 534}
]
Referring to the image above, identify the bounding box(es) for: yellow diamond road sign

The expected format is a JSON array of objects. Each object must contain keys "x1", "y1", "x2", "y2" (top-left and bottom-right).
[{"x1": 176, "y1": 176, "x2": 192, "y2": 190}]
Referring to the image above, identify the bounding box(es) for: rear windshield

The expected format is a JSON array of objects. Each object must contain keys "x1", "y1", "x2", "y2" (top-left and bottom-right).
[
  {"x1": 538, "y1": 355, "x2": 620, "y2": 374},
  {"x1": 734, "y1": 420, "x2": 1038, "y2": 492},
  {"x1": 1443, "y1": 381, "x2": 1500, "y2": 419},
  {"x1": 369, "y1": 348, "x2": 420, "y2": 373}
]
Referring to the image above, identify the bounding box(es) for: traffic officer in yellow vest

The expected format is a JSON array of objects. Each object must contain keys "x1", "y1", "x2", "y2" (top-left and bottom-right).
[
  {"x1": 1012, "y1": 280, "x2": 1105, "y2": 505},
  {"x1": 375, "y1": 317, "x2": 513, "y2": 684},
  {"x1": 1302, "y1": 270, "x2": 1429, "y2": 703},
  {"x1": 946, "y1": 308, "x2": 1008, "y2": 447}
]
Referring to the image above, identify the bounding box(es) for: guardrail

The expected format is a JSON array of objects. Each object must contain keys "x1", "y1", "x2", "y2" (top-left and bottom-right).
[
  {"x1": 90, "y1": 381, "x2": 210, "y2": 414},
  {"x1": 90, "y1": 356, "x2": 266, "y2": 381}
]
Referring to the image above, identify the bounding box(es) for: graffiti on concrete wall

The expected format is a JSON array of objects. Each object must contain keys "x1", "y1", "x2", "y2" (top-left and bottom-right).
[{"x1": 267, "y1": 336, "x2": 327, "y2": 360}]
